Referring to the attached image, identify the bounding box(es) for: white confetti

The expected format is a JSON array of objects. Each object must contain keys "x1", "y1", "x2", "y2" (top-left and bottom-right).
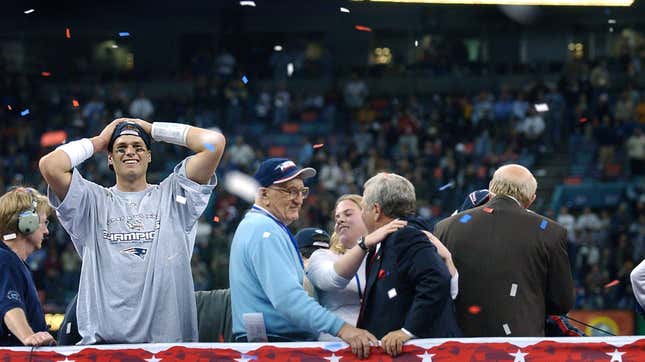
[
  {"x1": 414, "y1": 40, "x2": 419, "y2": 47},
  {"x1": 534, "y1": 103, "x2": 549, "y2": 112},
  {"x1": 503, "y1": 323, "x2": 511, "y2": 335},
  {"x1": 387, "y1": 288, "x2": 397, "y2": 299},
  {"x1": 24, "y1": 9, "x2": 35, "y2": 14},
  {"x1": 3, "y1": 233, "x2": 17, "y2": 241},
  {"x1": 239, "y1": 1, "x2": 256, "y2": 6},
  {"x1": 175, "y1": 195, "x2": 187, "y2": 204},
  {"x1": 66, "y1": 322, "x2": 72, "y2": 334},
  {"x1": 340, "y1": 7, "x2": 350, "y2": 13},
  {"x1": 262, "y1": 232, "x2": 271, "y2": 238},
  {"x1": 224, "y1": 171, "x2": 260, "y2": 203},
  {"x1": 510, "y1": 283, "x2": 518, "y2": 297},
  {"x1": 274, "y1": 45, "x2": 283, "y2": 52},
  {"x1": 287, "y1": 63, "x2": 294, "y2": 77}
]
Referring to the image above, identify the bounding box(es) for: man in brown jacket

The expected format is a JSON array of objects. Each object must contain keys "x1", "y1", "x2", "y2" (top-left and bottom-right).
[{"x1": 434, "y1": 164, "x2": 574, "y2": 337}]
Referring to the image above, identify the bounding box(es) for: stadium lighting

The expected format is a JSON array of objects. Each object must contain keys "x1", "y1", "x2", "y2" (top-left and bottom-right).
[{"x1": 352, "y1": 0, "x2": 634, "y2": 6}]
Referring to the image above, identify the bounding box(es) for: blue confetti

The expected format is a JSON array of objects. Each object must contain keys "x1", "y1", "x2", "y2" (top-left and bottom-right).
[
  {"x1": 204, "y1": 143, "x2": 216, "y2": 152},
  {"x1": 242, "y1": 75, "x2": 249, "y2": 84},
  {"x1": 438, "y1": 182, "x2": 454, "y2": 191},
  {"x1": 20, "y1": 109, "x2": 30, "y2": 116},
  {"x1": 540, "y1": 219, "x2": 548, "y2": 230},
  {"x1": 459, "y1": 214, "x2": 472, "y2": 224},
  {"x1": 118, "y1": 32, "x2": 130, "y2": 37}
]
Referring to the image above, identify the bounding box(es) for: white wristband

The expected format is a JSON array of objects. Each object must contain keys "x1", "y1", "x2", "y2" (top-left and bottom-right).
[
  {"x1": 57, "y1": 138, "x2": 94, "y2": 168},
  {"x1": 151, "y1": 122, "x2": 190, "y2": 147}
]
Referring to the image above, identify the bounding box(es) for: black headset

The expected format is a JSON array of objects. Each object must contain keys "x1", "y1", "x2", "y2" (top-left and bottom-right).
[{"x1": 17, "y1": 190, "x2": 40, "y2": 235}]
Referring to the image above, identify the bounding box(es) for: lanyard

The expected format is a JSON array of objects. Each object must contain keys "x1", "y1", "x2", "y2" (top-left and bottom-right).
[
  {"x1": 355, "y1": 274, "x2": 362, "y2": 300},
  {"x1": 251, "y1": 205, "x2": 304, "y2": 269}
]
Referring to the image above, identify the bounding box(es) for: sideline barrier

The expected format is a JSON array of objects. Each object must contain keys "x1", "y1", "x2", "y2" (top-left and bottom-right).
[{"x1": 1, "y1": 336, "x2": 644, "y2": 361}]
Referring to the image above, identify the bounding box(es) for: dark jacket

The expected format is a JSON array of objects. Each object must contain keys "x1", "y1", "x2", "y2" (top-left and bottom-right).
[
  {"x1": 357, "y1": 217, "x2": 461, "y2": 339},
  {"x1": 434, "y1": 195, "x2": 575, "y2": 337}
]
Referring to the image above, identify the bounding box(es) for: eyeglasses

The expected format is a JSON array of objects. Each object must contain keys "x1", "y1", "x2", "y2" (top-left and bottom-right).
[{"x1": 268, "y1": 186, "x2": 310, "y2": 200}]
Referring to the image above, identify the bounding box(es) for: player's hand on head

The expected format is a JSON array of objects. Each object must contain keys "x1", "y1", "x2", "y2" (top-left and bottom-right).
[{"x1": 94, "y1": 119, "x2": 124, "y2": 153}]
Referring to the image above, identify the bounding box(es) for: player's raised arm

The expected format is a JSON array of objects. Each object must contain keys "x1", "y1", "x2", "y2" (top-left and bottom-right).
[{"x1": 39, "y1": 119, "x2": 121, "y2": 200}]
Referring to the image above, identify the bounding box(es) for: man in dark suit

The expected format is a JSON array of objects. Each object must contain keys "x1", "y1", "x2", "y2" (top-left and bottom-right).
[
  {"x1": 434, "y1": 164, "x2": 574, "y2": 337},
  {"x1": 356, "y1": 172, "x2": 461, "y2": 357}
]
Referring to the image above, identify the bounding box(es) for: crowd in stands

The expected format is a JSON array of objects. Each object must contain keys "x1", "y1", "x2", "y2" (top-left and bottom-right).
[{"x1": 0, "y1": 50, "x2": 643, "y2": 315}]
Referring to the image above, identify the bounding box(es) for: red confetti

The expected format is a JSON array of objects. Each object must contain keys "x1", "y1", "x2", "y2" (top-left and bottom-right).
[
  {"x1": 7, "y1": 105, "x2": 12, "y2": 111},
  {"x1": 213, "y1": 216, "x2": 220, "y2": 222},
  {"x1": 354, "y1": 25, "x2": 372, "y2": 32},
  {"x1": 483, "y1": 207, "x2": 494, "y2": 214},
  {"x1": 41, "y1": 71, "x2": 51, "y2": 77},
  {"x1": 468, "y1": 305, "x2": 482, "y2": 314},
  {"x1": 72, "y1": 99, "x2": 80, "y2": 108},
  {"x1": 66, "y1": 27, "x2": 71, "y2": 39},
  {"x1": 313, "y1": 143, "x2": 324, "y2": 149},
  {"x1": 378, "y1": 269, "x2": 386, "y2": 280},
  {"x1": 579, "y1": 117, "x2": 588, "y2": 123},
  {"x1": 604, "y1": 280, "x2": 620, "y2": 288}
]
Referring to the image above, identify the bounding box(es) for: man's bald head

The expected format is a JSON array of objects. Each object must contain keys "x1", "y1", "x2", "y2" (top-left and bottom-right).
[{"x1": 489, "y1": 164, "x2": 537, "y2": 208}]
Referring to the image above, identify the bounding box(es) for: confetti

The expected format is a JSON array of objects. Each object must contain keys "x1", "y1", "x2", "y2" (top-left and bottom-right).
[
  {"x1": 503, "y1": 323, "x2": 511, "y2": 335},
  {"x1": 483, "y1": 207, "x2": 494, "y2": 214},
  {"x1": 204, "y1": 143, "x2": 216, "y2": 152},
  {"x1": 438, "y1": 182, "x2": 454, "y2": 191},
  {"x1": 459, "y1": 214, "x2": 472, "y2": 224},
  {"x1": 66, "y1": 28, "x2": 71, "y2": 39},
  {"x1": 242, "y1": 75, "x2": 248, "y2": 84},
  {"x1": 355, "y1": 25, "x2": 372, "y2": 32},
  {"x1": 340, "y1": 7, "x2": 350, "y2": 13},
  {"x1": 175, "y1": 195, "x2": 186, "y2": 204},
  {"x1": 604, "y1": 280, "x2": 620, "y2": 288},
  {"x1": 287, "y1": 62, "x2": 294, "y2": 77},
  {"x1": 239, "y1": 0, "x2": 256, "y2": 6},
  {"x1": 24, "y1": 9, "x2": 35, "y2": 14},
  {"x1": 41, "y1": 71, "x2": 51, "y2": 77},
  {"x1": 579, "y1": 117, "x2": 588, "y2": 123},
  {"x1": 111, "y1": 44, "x2": 118, "y2": 48},
  {"x1": 20, "y1": 109, "x2": 30, "y2": 116},
  {"x1": 468, "y1": 305, "x2": 481, "y2": 314},
  {"x1": 273, "y1": 45, "x2": 283, "y2": 52},
  {"x1": 7, "y1": 105, "x2": 12, "y2": 110},
  {"x1": 414, "y1": 40, "x2": 419, "y2": 47},
  {"x1": 534, "y1": 103, "x2": 549, "y2": 112},
  {"x1": 224, "y1": 170, "x2": 261, "y2": 203},
  {"x1": 213, "y1": 216, "x2": 220, "y2": 222},
  {"x1": 510, "y1": 283, "x2": 518, "y2": 297},
  {"x1": 118, "y1": 32, "x2": 130, "y2": 37},
  {"x1": 3, "y1": 233, "x2": 17, "y2": 241},
  {"x1": 387, "y1": 288, "x2": 397, "y2": 299},
  {"x1": 313, "y1": 143, "x2": 324, "y2": 149},
  {"x1": 608, "y1": 19, "x2": 616, "y2": 24},
  {"x1": 540, "y1": 219, "x2": 548, "y2": 230},
  {"x1": 262, "y1": 232, "x2": 271, "y2": 238},
  {"x1": 72, "y1": 99, "x2": 80, "y2": 108}
]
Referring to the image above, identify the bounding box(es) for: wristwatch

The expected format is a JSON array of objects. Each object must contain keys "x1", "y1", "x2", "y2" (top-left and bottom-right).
[{"x1": 358, "y1": 236, "x2": 369, "y2": 251}]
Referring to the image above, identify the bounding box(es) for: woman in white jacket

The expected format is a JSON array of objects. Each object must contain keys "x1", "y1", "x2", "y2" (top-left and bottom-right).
[{"x1": 307, "y1": 194, "x2": 458, "y2": 340}]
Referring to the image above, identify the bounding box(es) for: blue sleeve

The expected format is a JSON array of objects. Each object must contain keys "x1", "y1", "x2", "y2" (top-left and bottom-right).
[
  {"x1": 0, "y1": 258, "x2": 26, "y2": 335},
  {"x1": 250, "y1": 230, "x2": 345, "y2": 335}
]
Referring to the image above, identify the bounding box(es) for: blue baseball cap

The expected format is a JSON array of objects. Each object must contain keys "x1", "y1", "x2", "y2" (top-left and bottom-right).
[
  {"x1": 253, "y1": 158, "x2": 316, "y2": 187},
  {"x1": 295, "y1": 227, "x2": 330, "y2": 249},
  {"x1": 108, "y1": 122, "x2": 152, "y2": 152},
  {"x1": 458, "y1": 189, "x2": 491, "y2": 212}
]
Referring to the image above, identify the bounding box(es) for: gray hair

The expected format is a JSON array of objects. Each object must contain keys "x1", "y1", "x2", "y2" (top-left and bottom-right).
[
  {"x1": 489, "y1": 164, "x2": 537, "y2": 206},
  {"x1": 363, "y1": 172, "x2": 416, "y2": 218}
]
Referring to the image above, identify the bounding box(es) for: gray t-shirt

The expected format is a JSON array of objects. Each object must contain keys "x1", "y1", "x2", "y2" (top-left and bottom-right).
[{"x1": 48, "y1": 158, "x2": 216, "y2": 344}]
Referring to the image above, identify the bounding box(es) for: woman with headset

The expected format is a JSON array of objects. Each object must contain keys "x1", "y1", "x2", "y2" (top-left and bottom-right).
[{"x1": 0, "y1": 187, "x2": 56, "y2": 346}]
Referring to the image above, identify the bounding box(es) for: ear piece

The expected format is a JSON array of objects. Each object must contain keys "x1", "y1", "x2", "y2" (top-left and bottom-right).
[{"x1": 17, "y1": 192, "x2": 39, "y2": 235}]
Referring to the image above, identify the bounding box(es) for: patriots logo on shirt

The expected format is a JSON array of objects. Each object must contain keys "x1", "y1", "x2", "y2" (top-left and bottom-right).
[
  {"x1": 7, "y1": 291, "x2": 21, "y2": 302},
  {"x1": 121, "y1": 247, "x2": 148, "y2": 260}
]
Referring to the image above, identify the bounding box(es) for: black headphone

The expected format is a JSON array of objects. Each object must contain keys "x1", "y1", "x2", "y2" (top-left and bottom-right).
[{"x1": 17, "y1": 190, "x2": 40, "y2": 235}]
